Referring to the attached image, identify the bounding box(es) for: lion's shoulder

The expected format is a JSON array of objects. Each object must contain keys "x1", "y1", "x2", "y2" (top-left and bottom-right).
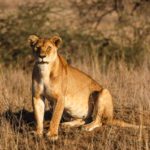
[{"x1": 58, "y1": 54, "x2": 68, "y2": 67}]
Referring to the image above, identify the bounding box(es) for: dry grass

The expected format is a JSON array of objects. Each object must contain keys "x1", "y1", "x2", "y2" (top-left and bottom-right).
[{"x1": 0, "y1": 60, "x2": 150, "y2": 150}]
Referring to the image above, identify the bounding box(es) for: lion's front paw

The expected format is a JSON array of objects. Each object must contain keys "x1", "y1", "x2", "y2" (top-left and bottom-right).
[
  {"x1": 46, "y1": 132, "x2": 58, "y2": 141},
  {"x1": 30, "y1": 130, "x2": 43, "y2": 140}
]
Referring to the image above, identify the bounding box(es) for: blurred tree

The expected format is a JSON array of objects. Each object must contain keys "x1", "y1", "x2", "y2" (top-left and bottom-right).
[
  {"x1": 0, "y1": 0, "x2": 149, "y2": 70},
  {"x1": 70, "y1": 0, "x2": 150, "y2": 31},
  {"x1": 70, "y1": 0, "x2": 150, "y2": 69},
  {"x1": 0, "y1": 1, "x2": 57, "y2": 65}
]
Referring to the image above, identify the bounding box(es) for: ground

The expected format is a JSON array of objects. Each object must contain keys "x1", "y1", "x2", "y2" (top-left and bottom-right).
[{"x1": 0, "y1": 62, "x2": 149, "y2": 150}]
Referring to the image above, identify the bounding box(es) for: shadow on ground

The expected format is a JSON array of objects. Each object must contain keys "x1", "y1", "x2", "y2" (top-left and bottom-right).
[
  {"x1": 1, "y1": 107, "x2": 149, "y2": 149},
  {"x1": 2, "y1": 108, "x2": 52, "y2": 133}
]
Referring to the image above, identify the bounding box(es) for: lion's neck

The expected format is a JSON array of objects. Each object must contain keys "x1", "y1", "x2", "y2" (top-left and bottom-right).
[
  {"x1": 37, "y1": 55, "x2": 61, "y2": 79},
  {"x1": 50, "y1": 56, "x2": 61, "y2": 78}
]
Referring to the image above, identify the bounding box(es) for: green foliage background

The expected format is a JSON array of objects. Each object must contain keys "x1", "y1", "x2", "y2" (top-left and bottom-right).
[{"x1": 0, "y1": 1, "x2": 149, "y2": 70}]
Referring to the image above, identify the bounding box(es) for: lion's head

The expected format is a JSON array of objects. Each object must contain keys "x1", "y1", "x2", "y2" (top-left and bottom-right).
[{"x1": 28, "y1": 35, "x2": 62, "y2": 64}]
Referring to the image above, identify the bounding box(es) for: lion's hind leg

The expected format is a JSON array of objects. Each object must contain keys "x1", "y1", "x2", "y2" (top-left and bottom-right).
[
  {"x1": 82, "y1": 89, "x2": 113, "y2": 131},
  {"x1": 61, "y1": 119, "x2": 85, "y2": 128}
]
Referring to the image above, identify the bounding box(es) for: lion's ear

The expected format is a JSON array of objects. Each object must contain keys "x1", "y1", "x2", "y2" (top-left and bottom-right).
[
  {"x1": 28, "y1": 35, "x2": 39, "y2": 47},
  {"x1": 51, "y1": 35, "x2": 62, "y2": 48}
]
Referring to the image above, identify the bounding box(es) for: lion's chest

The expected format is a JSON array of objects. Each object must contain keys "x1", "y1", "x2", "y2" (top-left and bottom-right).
[
  {"x1": 40, "y1": 77, "x2": 51, "y2": 94},
  {"x1": 39, "y1": 65, "x2": 58, "y2": 99}
]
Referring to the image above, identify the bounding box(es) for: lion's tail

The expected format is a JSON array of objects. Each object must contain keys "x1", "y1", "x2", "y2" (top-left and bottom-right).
[{"x1": 107, "y1": 119, "x2": 146, "y2": 129}]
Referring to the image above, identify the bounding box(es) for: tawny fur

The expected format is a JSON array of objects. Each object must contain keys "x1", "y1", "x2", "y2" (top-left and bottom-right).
[{"x1": 28, "y1": 35, "x2": 142, "y2": 141}]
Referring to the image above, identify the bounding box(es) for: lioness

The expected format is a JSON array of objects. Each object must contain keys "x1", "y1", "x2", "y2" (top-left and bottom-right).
[{"x1": 28, "y1": 35, "x2": 139, "y2": 141}]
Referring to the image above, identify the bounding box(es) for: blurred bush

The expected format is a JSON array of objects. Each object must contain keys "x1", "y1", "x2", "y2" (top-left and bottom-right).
[
  {"x1": 0, "y1": 0, "x2": 149, "y2": 70},
  {"x1": 0, "y1": 2, "x2": 51, "y2": 66}
]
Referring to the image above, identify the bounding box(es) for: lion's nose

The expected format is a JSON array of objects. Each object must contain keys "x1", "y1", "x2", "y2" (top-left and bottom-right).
[{"x1": 39, "y1": 55, "x2": 46, "y2": 59}]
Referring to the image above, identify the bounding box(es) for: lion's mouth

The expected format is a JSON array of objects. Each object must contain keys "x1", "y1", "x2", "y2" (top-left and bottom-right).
[
  {"x1": 38, "y1": 60, "x2": 49, "y2": 64},
  {"x1": 36, "y1": 59, "x2": 49, "y2": 64}
]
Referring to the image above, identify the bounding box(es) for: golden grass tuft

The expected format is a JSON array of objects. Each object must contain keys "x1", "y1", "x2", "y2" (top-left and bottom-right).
[{"x1": 0, "y1": 60, "x2": 150, "y2": 149}]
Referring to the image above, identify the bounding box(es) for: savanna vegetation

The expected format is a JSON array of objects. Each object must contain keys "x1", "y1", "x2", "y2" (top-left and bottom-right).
[{"x1": 0, "y1": 0, "x2": 150, "y2": 149}]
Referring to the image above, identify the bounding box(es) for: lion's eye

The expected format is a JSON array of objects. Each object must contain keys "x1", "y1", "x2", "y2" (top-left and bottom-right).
[
  {"x1": 34, "y1": 46, "x2": 41, "y2": 51},
  {"x1": 47, "y1": 46, "x2": 51, "y2": 51},
  {"x1": 34, "y1": 46, "x2": 38, "y2": 51}
]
